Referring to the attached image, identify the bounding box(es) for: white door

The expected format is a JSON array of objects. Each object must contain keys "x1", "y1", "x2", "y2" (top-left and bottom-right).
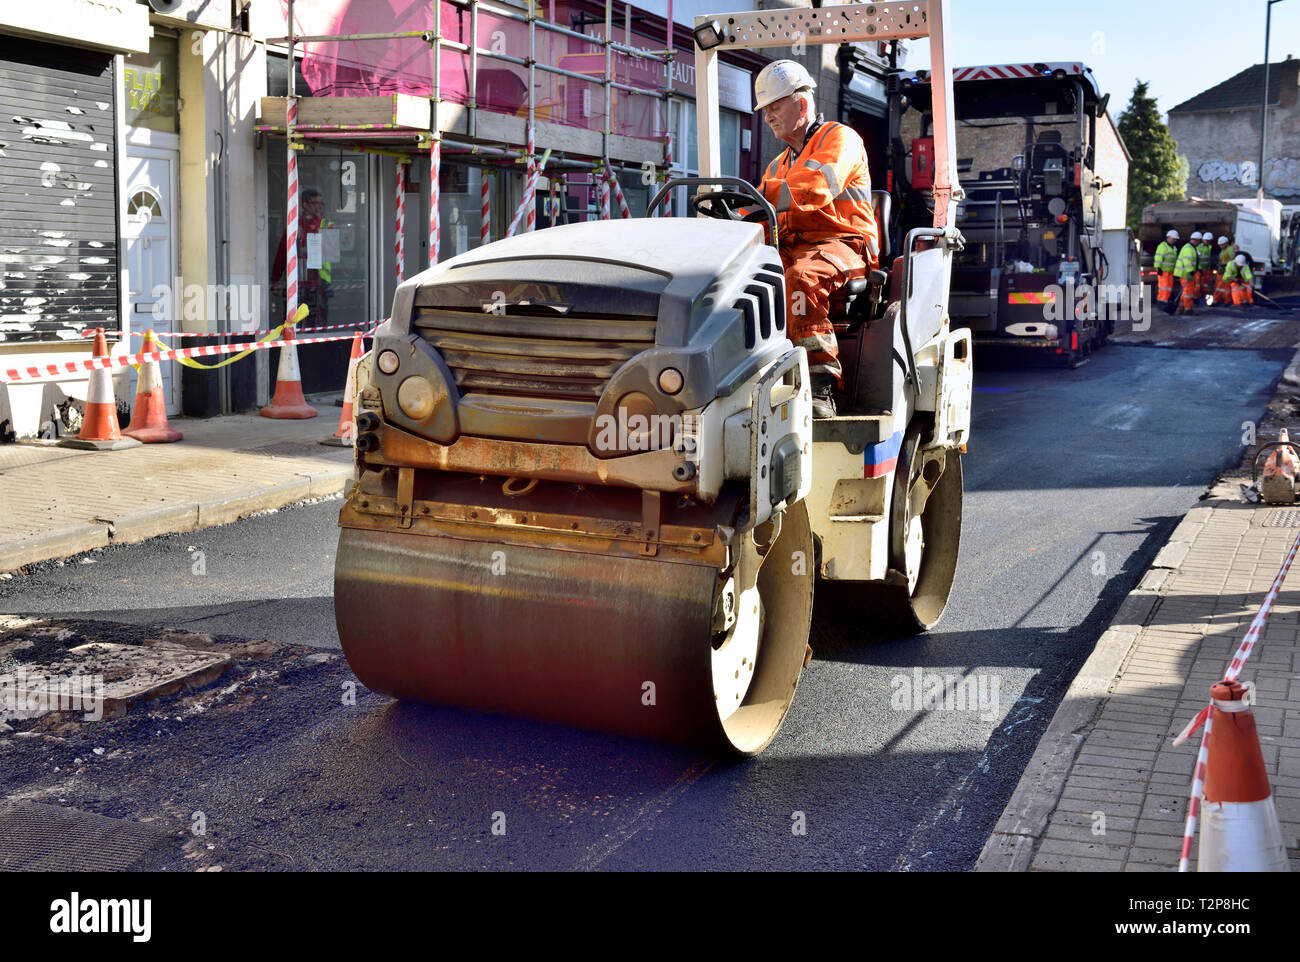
[{"x1": 123, "y1": 147, "x2": 180, "y2": 415}]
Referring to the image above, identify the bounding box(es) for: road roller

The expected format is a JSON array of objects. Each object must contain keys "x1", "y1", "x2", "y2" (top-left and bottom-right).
[{"x1": 334, "y1": 1, "x2": 972, "y2": 754}]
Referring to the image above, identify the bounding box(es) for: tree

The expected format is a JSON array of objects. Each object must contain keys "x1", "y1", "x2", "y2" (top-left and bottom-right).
[{"x1": 1118, "y1": 81, "x2": 1185, "y2": 230}]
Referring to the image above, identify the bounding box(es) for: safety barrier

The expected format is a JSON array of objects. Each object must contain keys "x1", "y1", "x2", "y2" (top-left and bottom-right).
[
  {"x1": 2, "y1": 327, "x2": 380, "y2": 385},
  {"x1": 125, "y1": 320, "x2": 385, "y2": 338}
]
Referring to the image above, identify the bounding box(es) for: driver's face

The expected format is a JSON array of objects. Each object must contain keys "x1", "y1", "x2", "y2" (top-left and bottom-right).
[{"x1": 762, "y1": 94, "x2": 803, "y2": 142}]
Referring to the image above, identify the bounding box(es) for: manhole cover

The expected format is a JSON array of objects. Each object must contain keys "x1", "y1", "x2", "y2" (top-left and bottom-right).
[
  {"x1": 0, "y1": 802, "x2": 170, "y2": 871},
  {"x1": 1261, "y1": 509, "x2": 1300, "y2": 527}
]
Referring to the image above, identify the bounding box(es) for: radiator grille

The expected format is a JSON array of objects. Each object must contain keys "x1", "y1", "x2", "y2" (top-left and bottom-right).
[
  {"x1": 414, "y1": 306, "x2": 657, "y2": 401},
  {"x1": 733, "y1": 267, "x2": 785, "y2": 349}
]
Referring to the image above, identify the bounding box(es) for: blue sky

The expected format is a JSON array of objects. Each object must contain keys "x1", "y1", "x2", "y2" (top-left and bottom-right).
[{"x1": 908, "y1": 0, "x2": 1300, "y2": 119}]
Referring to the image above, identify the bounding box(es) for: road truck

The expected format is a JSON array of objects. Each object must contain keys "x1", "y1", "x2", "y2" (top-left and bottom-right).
[{"x1": 894, "y1": 62, "x2": 1130, "y2": 365}]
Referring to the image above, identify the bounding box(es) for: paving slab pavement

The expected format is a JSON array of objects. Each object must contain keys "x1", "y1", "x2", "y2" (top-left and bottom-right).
[
  {"x1": 977, "y1": 336, "x2": 1300, "y2": 872},
  {"x1": 0, "y1": 411, "x2": 354, "y2": 574}
]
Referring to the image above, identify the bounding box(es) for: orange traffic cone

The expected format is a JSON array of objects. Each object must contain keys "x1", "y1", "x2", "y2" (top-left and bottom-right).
[
  {"x1": 59, "y1": 329, "x2": 141, "y2": 451},
  {"x1": 122, "y1": 330, "x2": 182, "y2": 443},
  {"x1": 259, "y1": 323, "x2": 317, "y2": 419},
  {"x1": 1260, "y1": 429, "x2": 1299, "y2": 504},
  {"x1": 1198, "y1": 680, "x2": 1290, "y2": 871},
  {"x1": 320, "y1": 333, "x2": 364, "y2": 447}
]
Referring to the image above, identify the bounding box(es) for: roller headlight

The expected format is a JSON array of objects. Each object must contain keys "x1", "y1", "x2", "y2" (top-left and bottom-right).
[
  {"x1": 377, "y1": 350, "x2": 400, "y2": 375},
  {"x1": 616, "y1": 391, "x2": 671, "y2": 451},
  {"x1": 397, "y1": 376, "x2": 437, "y2": 420},
  {"x1": 658, "y1": 367, "x2": 684, "y2": 395}
]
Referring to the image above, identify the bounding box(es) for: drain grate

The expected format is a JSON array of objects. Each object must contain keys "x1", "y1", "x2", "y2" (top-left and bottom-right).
[
  {"x1": 0, "y1": 802, "x2": 171, "y2": 871},
  {"x1": 1261, "y1": 508, "x2": 1300, "y2": 528}
]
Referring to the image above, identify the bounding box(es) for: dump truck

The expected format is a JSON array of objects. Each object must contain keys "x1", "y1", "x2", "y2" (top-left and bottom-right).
[
  {"x1": 333, "y1": 0, "x2": 972, "y2": 755},
  {"x1": 895, "y1": 62, "x2": 1126, "y2": 365}
]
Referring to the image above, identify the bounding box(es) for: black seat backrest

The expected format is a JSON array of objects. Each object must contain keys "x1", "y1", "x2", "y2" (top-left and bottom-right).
[
  {"x1": 1031, "y1": 131, "x2": 1068, "y2": 172},
  {"x1": 872, "y1": 190, "x2": 892, "y2": 262}
]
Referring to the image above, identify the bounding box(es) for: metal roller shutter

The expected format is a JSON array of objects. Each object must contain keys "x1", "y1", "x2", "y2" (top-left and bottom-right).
[{"x1": 0, "y1": 35, "x2": 119, "y2": 343}]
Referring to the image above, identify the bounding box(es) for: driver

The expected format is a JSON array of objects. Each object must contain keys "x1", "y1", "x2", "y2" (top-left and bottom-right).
[{"x1": 755, "y1": 59, "x2": 878, "y2": 418}]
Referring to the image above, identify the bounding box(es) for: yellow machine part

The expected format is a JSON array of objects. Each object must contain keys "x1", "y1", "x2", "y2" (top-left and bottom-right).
[{"x1": 334, "y1": 493, "x2": 815, "y2": 755}]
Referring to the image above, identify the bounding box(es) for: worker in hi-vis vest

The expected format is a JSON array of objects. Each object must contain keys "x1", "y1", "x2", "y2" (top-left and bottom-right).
[
  {"x1": 753, "y1": 59, "x2": 878, "y2": 419},
  {"x1": 1226, "y1": 254, "x2": 1255, "y2": 307},
  {"x1": 1154, "y1": 229, "x2": 1179, "y2": 309},
  {"x1": 1218, "y1": 236, "x2": 1237, "y2": 268},
  {"x1": 1173, "y1": 233, "x2": 1199, "y2": 315},
  {"x1": 1213, "y1": 235, "x2": 1235, "y2": 305},
  {"x1": 1195, "y1": 231, "x2": 1214, "y2": 301}
]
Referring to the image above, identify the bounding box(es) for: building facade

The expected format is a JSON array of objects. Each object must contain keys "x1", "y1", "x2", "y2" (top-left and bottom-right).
[{"x1": 1169, "y1": 56, "x2": 1300, "y2": 202}]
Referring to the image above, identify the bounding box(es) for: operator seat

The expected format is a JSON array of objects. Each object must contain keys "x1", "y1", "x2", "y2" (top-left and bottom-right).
[{"x1": 828, "y1": 189, "x2": 893, "y2": 326}]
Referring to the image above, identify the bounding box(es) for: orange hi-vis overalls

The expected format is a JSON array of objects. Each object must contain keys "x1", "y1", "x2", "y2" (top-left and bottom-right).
[
  {"x1": 760, "y1": 119, "x2": 879, "y2": 386},
  {"x1": 1228, "y1": 261, "x2": 1255, "y2": 306},
  {"x1": 1153, "y1": 240, "x2": 1178, "y2": 302},
  {"x1": 1174, "y1": 242, "x2": 1199, "y2": 310},
  {"x1": 1214, "y1": 245, "x2": 1237, "y2": 304}
]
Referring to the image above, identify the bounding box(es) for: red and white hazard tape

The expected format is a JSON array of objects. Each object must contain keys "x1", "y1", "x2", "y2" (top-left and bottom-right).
[
  {"x1": 128, "y1": 320, "x2": 385, "y2": 338},
  {"x1": 1173, "y1": 524, "x2": 1300, "y2": 870},
  {"x1": 2, "y1": 331, "x2": 368, "y2": 384}
]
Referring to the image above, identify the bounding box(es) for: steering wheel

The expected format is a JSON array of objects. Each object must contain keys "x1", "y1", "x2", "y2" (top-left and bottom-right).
[
  {"x1": 691, "y1": 189, "x2": 772, "y2": 224},
  {"x1": 648, "y1": 176, "x2": 779, "y2": 246}
]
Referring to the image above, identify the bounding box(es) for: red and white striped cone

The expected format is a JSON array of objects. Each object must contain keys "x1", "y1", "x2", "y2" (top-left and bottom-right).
[
  {"x1": 1260, "y1": 428, "x2": 1299, "y2": 504},
  {"x1": 122, "y1": 329, "x2": 181, "y2": 443},
  {"x1": 320, "y1": 333, "x2": 365, "y2": 447},
  {"x1": 259, "y1": 324, "x2": 318, "y2": 419},
  {"x1": 1198, "y1": 680, "x2": 1290, "y2": 872},
  {"x1": 59, "y1": 328, "x2": 140, "y2": 450}
]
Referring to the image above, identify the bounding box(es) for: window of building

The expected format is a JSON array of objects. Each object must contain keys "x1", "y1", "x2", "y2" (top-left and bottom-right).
[
  {"x1": 267, "y1": 147, "x2": 371, "y2": 329},
  {"x1": 124, "y1": 33, "x2": 179, "y2": 133},
  {"x1": 665, "y1": 98, "x2": 742, "y2": 213}
]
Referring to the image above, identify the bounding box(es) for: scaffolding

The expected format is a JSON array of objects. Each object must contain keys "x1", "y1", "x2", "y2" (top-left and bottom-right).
[{"x1": 258, "y1": 0, "x2": 678, "y2": 301}]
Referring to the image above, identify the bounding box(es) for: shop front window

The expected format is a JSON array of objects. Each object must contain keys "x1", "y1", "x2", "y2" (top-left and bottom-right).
[{"x1": 267, "y1": 148, "x2": 370, "y2": 329}]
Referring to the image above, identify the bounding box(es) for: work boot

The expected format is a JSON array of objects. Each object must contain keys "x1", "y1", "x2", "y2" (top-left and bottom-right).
[{"x1": 811, "y1": 374, "x2": 837, "y2": 420}]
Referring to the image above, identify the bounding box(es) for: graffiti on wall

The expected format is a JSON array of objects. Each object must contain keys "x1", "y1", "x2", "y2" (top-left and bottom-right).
[
  {"x1": 1198, "y1": 157, "x2": 1300, "y2": 196},
  {"x1": 1198, "y1": 159, "x2": 1258, "y2": 188},
  {"x1": 1263, "y1": 157, "x2": 1300, "y2": 197}
]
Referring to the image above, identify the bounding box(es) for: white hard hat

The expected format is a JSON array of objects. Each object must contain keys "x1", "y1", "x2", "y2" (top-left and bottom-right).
[
  {"x1": 1218, "y1": 236, "x2": 1229, "y2": 245},
  {"x1": 1166, "y1": 229, "x2": 1179, "y2": 240},
  {"x1": 1190, "y1": 231, "x2": 1202, "y2": 241},
  {"x1": 1235, "y1": 254, "x2": 1247, "y2": 267},
  {"x1": 754, "y1": 59, "x2": 817, "y2": 110}
]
